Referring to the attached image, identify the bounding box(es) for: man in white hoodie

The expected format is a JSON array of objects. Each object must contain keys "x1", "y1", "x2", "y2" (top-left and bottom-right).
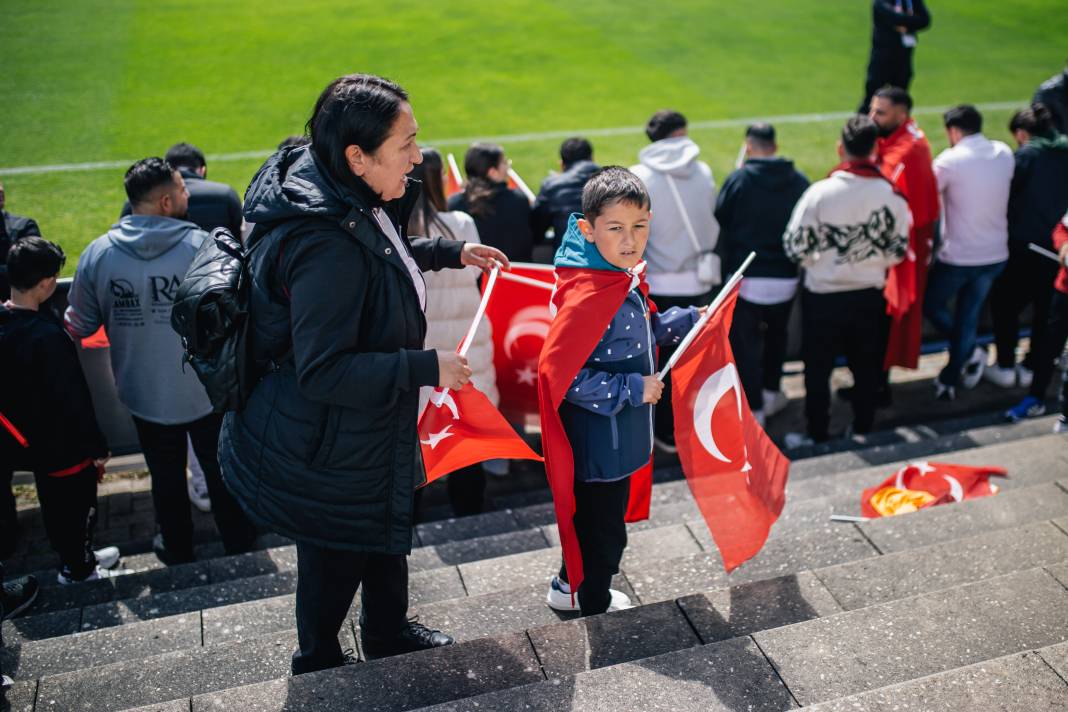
[{"x1": 631, "y1": 110, "x2": 721, "y2": 450}]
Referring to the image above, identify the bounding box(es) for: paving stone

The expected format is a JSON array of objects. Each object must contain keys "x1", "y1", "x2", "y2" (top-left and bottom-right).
[
  {"x1": 28, "y1": 575, "x2": 116, "y2": 614},
  {"x1": 408, "y1": 582, "x2": 571, "y2": 643},
  {"x1": 511, "y1": 501, "x2": 556, "y2": 529},
  {"x1": 626, "y1": 525, "x2": 876, "y2": 603},
  {"x1": 205, "y1": 546, "x2": 297, "y2": 583},
  {"x1": 122, "y1": 701, "x2": 193, "y2": 712},
  {"x1": 542, "y1": 523, "x2": 704, "y2": 571},
  {"x1": 111, "y1": 561, "x2": 212, "y2": 600},
  {"x1": 859, "y1": 482, "x2": 1068, "y2": 554},
  {"x1": 1038, "y1": 639, "x2": 1068, "y2": 681},
  {"x1": 804, "y1": 648, "x2": 1068, "y2": 711},
  {"x1": 2, "y1": 680, "x2": 38, "y2": 712},
  {"x1": 678, "y1": 571, "x2": 842, "y2": 644},
  {"x1": 529, "y1": 600, "x2": 701, "y2": 678},
  {"x1": 408, "y1": 528, "x2": 549, "y2": 572},
  {"x1": 192, "y1": 632, "x2": 543, "y2": 712},
  {"x1": 458, "y1": 547, "x2": 560, "y2": 597},
  {"x1": 816, "y1": 520, "x2": 1068, "y2": 610},
  {"x1": 415, "y1": 636, "x2": 797, "y2": 712},
  {"x1": 1047, "y1": 560, "x2": 1068, "y2": 590},
  {"x1": 753, "y1": 568, "x2": 1068, "y2": 705},
  {"x1": 3, "y1": 607, "x2": 81, "y2": 644},
  {"x1": 416, "y1": 509, "x2": 521, "y2": 546},
  {"x1": 1, "y1": 612, "x2": 200, "y2": 679}
]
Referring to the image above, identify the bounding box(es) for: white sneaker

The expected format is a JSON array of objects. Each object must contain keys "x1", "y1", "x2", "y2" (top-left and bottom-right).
[
  {"x1": 57, "y1": 564, "x2": 132, "y2": 585},
  {"x1": 545, "y1": 576, "x2": 632, "y2": 612},
  {"x1": 187, "y1": 470, "x2": 212, "y2": 513},
  {"x1": 762, "y1": 389, "x2": 789, "y2": 417},
  {"x1": 1, "y1": 674, "x2": 12, "y2": 690},
  {"x1": 94, "y1": 546, "x2": 121, "y2": 570},
  {"x1": 1055, "y1": 417, "x2": 1068, "y2": 434},
  {"x1": 752, "y1": 409, "x2": 766, "y2": 427},
  {"x1": 983, "y1": 364, "x2": 1018, "y2": 388},
  {"x1": 482, "y1": 459, "x2": 510, "y2": 478},
  {"x1": 961, "y1": 347, "x2": 986, "y2": 390},
  {"x1": 784, "y1": 432, "x2": 815, "y2": 449},
  {"x1": 1017, "y1": 365, "x2": 1034, "y2": 389}
]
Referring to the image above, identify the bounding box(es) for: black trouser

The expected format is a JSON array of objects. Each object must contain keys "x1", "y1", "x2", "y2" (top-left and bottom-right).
[
  {"x1": 0, "y1": 464, "x2": 15, "y2": 560},
  {"x1": 650, "y1": 291, "x2": 713, "y2": 444},
  {"x1": 801, "y1": 288, "x2": 887, "y2": 441},
  {"x1": 990, "y1": 248, "x2": 1060, "y2": 370},
  {"x1": 132, "y1": 412, "x2": 256, "y2": 558},
  {"x1": 33, "y1": 464, "x2": 99, "y2": 580},
  {"x1": 292, "y1": 542, "x2": 409, "y2": 674},
  {"x1": 729, "y1": 297, "x2": 793, "y2": 412},
  {"x1": 1028, "y1": 290, "x2": 1068, "y2": 414},
  {"x1": 558, "y1": 476, "x2": 630, "y2": 616},
  {"x1": 412, "y1": 464, "x2": 486, "y2": 521},
  {"x1": 860, "y1": 48, "x2": 913, "y2": 113}
]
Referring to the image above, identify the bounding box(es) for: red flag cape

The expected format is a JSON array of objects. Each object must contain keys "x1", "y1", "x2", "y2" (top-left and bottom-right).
[
  {"x1": 418, "y1": 383, "x2": 542, "y2": 485},
  {"x1": 537, "y1": 266, "x2": 655, "y2": 593},
  {"x1": 877, "y1": 118, "x2": 939, "y2": 369},
  {"x1": 861, "y1": 462, "x2": 1007, "y2": 518},
  {"x1": 671, "y1": 285, "x2": 790, "y2": 572}
]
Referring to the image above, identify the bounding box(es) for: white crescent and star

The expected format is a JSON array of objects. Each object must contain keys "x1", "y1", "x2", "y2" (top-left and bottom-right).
[
  {"x1": 503, "y1": 306, "x2": 552, "y2": 359},
  {"x1": 693, "y1": 363, "x2": 749, "y2": 470},
  {"x1": 421, "y1": 424, "x2": 455, "y2": 449},
  {"x1": 423, "y1": 388, "x2": 462, "y2": 449}
]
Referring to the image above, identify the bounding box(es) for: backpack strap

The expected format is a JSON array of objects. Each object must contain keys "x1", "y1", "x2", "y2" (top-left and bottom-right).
[{"x1": 664, "y1": 174, "x2": 705, "y2": 254}]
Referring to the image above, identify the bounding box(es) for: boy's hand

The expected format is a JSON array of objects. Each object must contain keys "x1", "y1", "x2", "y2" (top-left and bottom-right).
[{"x1": 642, "y1": 375, "x2": 665, "y2": 404}]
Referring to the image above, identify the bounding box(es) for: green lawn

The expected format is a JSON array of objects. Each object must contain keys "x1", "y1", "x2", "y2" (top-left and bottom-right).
[{"x1": 0, "y1": 0, "x2": 1061, "y2": 274}]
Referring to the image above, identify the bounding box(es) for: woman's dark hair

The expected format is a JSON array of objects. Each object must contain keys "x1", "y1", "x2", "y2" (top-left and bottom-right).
[
  {"x1": 306, "y1": 74, "x2": 409, "y2": 194},
  {"x1": 581, "y1": 166, "x2": 650, "y2": 223},
  {"x1": 124, "y1": 157, "x2": 177, "y2": 205},
  {"x1": 1009, "y1": 103, "x2": 1056, "y2": 137},
  {"x1": 7, "y1": 236, "x2": 66, "y2": 291},
  {"x1": 462, "y1": 143, "x2": 505, "y2": 217},
  {"x1": 406, "y1": 148, "x2": 455, "y2": 240}
]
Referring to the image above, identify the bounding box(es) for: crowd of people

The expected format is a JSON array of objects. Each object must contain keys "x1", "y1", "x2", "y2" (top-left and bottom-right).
[{"x1": 1, "y1": 52, "x2": 1068, "y2": 688}]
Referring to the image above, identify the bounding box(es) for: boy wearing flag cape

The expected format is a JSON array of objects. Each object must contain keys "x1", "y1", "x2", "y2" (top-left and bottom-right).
[{"x1": 538, "y1": 167, "x2": 700, "y2": 615}]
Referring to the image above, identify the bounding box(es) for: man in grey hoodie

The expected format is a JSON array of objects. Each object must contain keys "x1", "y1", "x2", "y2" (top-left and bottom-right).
[
  {"x1": 631, "y1": 110, "x2": 721, "y2": 450},
  {"x1": 65, "y1": 158, "x2": 256, "y2": 564}
]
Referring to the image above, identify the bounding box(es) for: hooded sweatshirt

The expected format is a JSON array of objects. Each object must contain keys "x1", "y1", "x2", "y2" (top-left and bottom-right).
[
  {"x1": 631, "y1": 137, "x2": 720, "y2": 296},
  {"x1": 1008, "y1": 132, "x2": 1068, "y2": 250},
  {"x1": 65, "y1": 215, "x2": 213, "y2": 424}
]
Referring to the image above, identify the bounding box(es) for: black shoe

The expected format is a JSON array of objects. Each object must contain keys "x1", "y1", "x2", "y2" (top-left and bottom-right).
[
  {"x1": 360, "y1": 618, "x2": 454, "y2": 659},
  {"x1": 152, "y1": 534, "x2": 195, "y2": 566},
  {"x1": 836, "y1": 385, "x2": 892, "y2": 408},
  {"x1": 1, "y1": 573, "x2": 39, "y2": 621}
]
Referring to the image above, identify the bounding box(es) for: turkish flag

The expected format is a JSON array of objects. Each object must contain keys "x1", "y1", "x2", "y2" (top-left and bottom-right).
[
  {"x1": 861, "y1": 462, "x2": 1007, "y2": 518},
  {"x1": 445, "y1": 153, "x2": 464, "y2": 198},
  {"x1": 485, "y1": 263, "x2": 556, "y2": 422},
  {"x1": 671, "y1": 285, "x2": 791, "y2": 572},
  {"x1": 418, "y1": 383, "x2": 543, "y2": 485}
]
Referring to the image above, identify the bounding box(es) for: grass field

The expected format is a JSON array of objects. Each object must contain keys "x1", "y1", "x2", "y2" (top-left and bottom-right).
[{"x1": 0, "y1": 0, "x2": 1062, "y2": 274}]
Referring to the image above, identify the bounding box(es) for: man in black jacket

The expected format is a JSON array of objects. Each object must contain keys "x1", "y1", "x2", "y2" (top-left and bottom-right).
[
  {"x1": 0, "y1": 180, "x2": 42, "y2": 301},
  {"x1": 1034, "y1": 60, "x2": 1068, "y2": 135},
  {"x1": 532, "y1": 137, "x2": 600, "y2": 255},
  {"x1": 714, "y1": 123, "x2": 809, "y2": 422},
  {"x1": 121, "y1": 142, "x2": 243, "y2": 238},
  {"x1": 859, "y1": 0, "x2": 931, "y2": 113}
]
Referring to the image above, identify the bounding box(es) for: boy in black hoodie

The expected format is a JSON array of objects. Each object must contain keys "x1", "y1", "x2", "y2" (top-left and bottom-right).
[{"x1": 0, "y1": 237, "x2": 123, "y2": 582}]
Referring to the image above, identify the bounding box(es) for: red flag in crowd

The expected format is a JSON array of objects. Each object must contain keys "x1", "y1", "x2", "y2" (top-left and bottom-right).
[
  {"x1": 485, "y1": 263, "x2": 555, "y2": 422},
  {"x1": 861, "y1": 462, "x2": 1007, "y2": 518},
  {"x1": 507, "y1": 167, "x2": 537, "y2": 205},
  {"x1": 671, "y1": 285, "x2": 791, "y2": 572},
  {"x1": 445, "y1": 153, "x2": 464, "y2": 198},
  {"x1": 417, "y1": 383, "x2": 542, "y2": 485}
]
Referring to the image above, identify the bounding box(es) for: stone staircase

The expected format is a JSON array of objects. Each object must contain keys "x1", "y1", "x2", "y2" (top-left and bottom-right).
[{"x1": 2, "y1": 416, "x2": 1067, "y2": 711}]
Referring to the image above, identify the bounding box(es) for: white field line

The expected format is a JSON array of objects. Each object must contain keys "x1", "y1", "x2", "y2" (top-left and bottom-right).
[{"x1": 0, "y1": 100, "x2": 1024, "y2": 177}]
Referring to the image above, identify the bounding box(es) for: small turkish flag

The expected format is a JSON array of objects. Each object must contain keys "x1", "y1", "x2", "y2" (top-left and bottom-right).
[
  {"x1": 445, "y1": 153, "x2": 464, "y2": 198},
  {"x1": 671, "y1": 285, "x2": 790, "y2": 572},
  {"x1": 861, "y1": 462, "x2": 1007, "y2": 518},
  {"x1": 418, "y1": 383, "x2": 543, "y2": 485}
]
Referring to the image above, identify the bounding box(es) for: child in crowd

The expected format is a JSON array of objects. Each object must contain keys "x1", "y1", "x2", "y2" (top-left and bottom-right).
[
  {"x1": 539, "y1": 167, "x2": 700, "y2": 615},
  {"x1": 0, "y1": 237, "x2": 124, "y2": 583}
]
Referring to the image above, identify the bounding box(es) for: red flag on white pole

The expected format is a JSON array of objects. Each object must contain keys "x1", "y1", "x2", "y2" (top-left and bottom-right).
[{"x1": 445, "y1": 153, "x2": 464, "y2": 198}]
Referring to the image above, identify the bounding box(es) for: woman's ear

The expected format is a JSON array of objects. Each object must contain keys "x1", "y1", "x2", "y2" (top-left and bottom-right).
[
  {"x1": 578, "y1": 217, "x2": 595, "y2": 243},
  {"x1": 346, "y1": 145, "x2": 366, "y2": 176}
]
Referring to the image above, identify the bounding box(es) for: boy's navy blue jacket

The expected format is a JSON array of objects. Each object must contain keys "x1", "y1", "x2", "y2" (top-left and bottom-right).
[{"x1": 554, "y1": 216, "x2": 698, "y2": 482}]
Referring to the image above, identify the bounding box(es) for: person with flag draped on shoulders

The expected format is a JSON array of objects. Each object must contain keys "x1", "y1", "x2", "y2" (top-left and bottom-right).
[{"x1": 538, "y1": 167, "x2": 700, "y2": 616}]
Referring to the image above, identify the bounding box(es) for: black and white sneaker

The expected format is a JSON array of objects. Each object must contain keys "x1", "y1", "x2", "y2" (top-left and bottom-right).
[
  {"x1": 961, "y1": 347, "x2": 986, "y2": 389},
  {"x1": 2, "y1": 673, "x2": 13, "y2": 690},
  {"x1": 1, "y1": 574, "x2": 39, "y2": 621}
]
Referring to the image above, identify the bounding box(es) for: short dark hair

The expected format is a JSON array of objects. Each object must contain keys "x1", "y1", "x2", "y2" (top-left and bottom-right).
[
  {"x1": 943, "y1": 104, "x2": 982, "y2": 135},
  {"x1": 559, "y1": 137, "x2": 593, "y2": 167},
  {"x1": 165, "y1": 142, "x2": 206, "y2": 172},
  {"x1": 581, "y1": 166, "x2": 651, "y2": 223},
  {"x1": 1009, "y1": 103, "x2": 1056, "y2": 137},
  {"x1": 645, "y1": 110, "x2": 687, "y2": 142},
  {"x1": 278, "y1": 135, "x2": 310, "y2": 150},
  {"x1": 841, "y1": 115, "x2": 879, "y2": 158},
  {"x1": 7, "y1": 236, "x2": 65, "y2": 291},
  {"x1": 307, "y1": 74, "x2": 409, "y2": 194},
  {"x1": 124, "y1": 158, "x2": 178, "y2": 205},
  {"x1": 874, "y1": 86, "x2": 913, "y2": 112},
  {"x1": 745, "y1": 122, "x2": 776, "y2": 150}
]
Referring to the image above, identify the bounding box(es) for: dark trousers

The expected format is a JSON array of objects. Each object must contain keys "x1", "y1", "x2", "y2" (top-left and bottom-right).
[
  {"x1": 34, "y1": 464, "x2": 99, "y2": 579},
  {"x1": 413, "y1": 464, "x2": 486, "y2": 520},
  {"x1": 650, "y1": 291, "x2": 713, "y2": 444},
  {"x1": 132, "y1": 412, "x2": 256, "y2": 558},
  {"x1": 990, "y1": 248, "x2": 1060, "y2": 369},
  {"x1": 0, "y1": 465, "x2": 15, "y2": 560},
  {"x1": 801, "y1": 288, "x2": 887, "y2": 441},
  {"x1": 292, "y1": 542, "x2": 408, "y2": 674},
  {"x1": 558, "y1": 476, "x2": 630, "y2": 616},
  {"x1": 923, "y1": 260, "x2": 1005, "y2": 387},
  {"x1": 729, "y1": 297, "x2": 793, "y2": 411},
  {"x1": 1029, "y1": 290, "x2": 1068, "y2": 414},
  {"x1": 860, "y1": 49, "x2": 913, "y2": 113}
]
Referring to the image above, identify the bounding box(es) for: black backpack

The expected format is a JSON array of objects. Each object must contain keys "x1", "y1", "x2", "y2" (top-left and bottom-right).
[{"x1": 171, "y1": 228, "x2": 263, "y2": 412}]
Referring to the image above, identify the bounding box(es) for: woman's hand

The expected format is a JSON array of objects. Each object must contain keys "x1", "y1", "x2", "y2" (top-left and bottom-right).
[
  {"x1": 437, "y1": 351, "x2": 473, "y2": 390},
  {"x1": 1060, "y1": 243, "x2": 1068, "y2": 268},
  {"x1": 461, "y1": 243, "x2": 511, "y2": 273}
]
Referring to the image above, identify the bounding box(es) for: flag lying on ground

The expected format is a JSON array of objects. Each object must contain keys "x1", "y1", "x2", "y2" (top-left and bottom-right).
[
  {"x1": 671, "y1": 284, "x2": 791, "y2": 572},
  {"x1": 861, "y1": 462, "x2": 1007, "y2": 518},
  {"x1": 445, "y1": 153, "x2": 464, "y2": 198}
]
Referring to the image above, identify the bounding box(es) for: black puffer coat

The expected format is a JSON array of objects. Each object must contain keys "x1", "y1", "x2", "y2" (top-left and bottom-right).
[{"x1": 219, "y1": 146, "x2": 464, "y2": 554}]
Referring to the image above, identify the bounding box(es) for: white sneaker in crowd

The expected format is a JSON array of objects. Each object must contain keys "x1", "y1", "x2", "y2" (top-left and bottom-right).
[
  {"x1": 187, "y1": 469, "x2": 212, "y2": 513},
  {"x1": 482, "y1": 459, "x2": 510, "y2": 478},
  {"x1": 762, "y1": 390, "x2": 789, "y2": 418},
  {"x1": 545, "y1": 576, "x2": 633, "y2": 612},
  {"x1": 1055, "y1": 417, "x2": 1068, "y2": 434},
  {"x1": 753, "y1": 409, "x2": 766, "y2": 427},
  {"x1": 960, "y1": 347, "x2": 986, "y2": 389},
  {"x1": 57, "y1": 564, "x2": 131, "y2": 585},
  {"x1": 784, "y1": 432, "x2": 815, "y2": 449},
  {"x1": 94, "y1": 546, "x2": 121, "y2": 570},
  {"x1": 983, "y1": 364, "x2": 1018, "y2": 388},
  {"x1": 1017, "y1": 365, "x2": 1034, "y2": 389}
]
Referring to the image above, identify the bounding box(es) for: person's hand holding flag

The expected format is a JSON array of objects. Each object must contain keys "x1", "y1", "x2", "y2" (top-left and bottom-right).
[{"x1": 460, "y1": 242, "x2": 510, "y2": 274}]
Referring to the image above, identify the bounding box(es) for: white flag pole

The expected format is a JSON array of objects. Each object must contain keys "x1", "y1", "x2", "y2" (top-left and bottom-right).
[
  {"x1": 734, "y1": 142, "x2": 748, "y2": 169},
  {"x1": 498, "y1": 270, "x2": 555, "y2": 292},
  {"x1": 447, "y1": 153, "x2": 464, "y2": 187},
  {"x1": 1028, "y1": 242, "x2": 1063, "y2": 263},
  {"x1": 655, "y1": 251, "x2": 756, "y2": 381},
  {"x1": 508, "y1": 167, "x2": 537, "y2": 205},
  {"x1": 458, "y1": 264, "x2": 500, "y2": 359}
]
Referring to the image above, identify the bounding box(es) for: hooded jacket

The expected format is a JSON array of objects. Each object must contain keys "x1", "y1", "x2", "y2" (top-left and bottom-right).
[
  {"x1": 714, "y1": 157, "x2": 809, "y2": 279},
  {"x1": 219, "y1": 145, "x2": 464, "y2": 554},
  {"x1": 65, "y1": 215, "x2": 213, "y2": 424},
  {"x1": 1008, "y1": 133, "x2": 1068, "y2": 250},
  {"x1": 631, "y1": 137, "x2": 720, "y2": 296},
  {"x1": 1033, "y1": 69, "x2": 1068, "y2": 136}
]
